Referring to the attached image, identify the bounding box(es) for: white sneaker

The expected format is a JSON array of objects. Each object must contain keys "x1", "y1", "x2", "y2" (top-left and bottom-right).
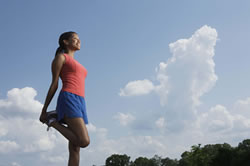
[{"x1": 46, "y1": 110, "x2": 57, "y2": 131}]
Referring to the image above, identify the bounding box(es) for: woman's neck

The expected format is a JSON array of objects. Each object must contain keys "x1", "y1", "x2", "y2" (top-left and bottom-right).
[{"x1": 66, "y1": 50, "x2": 75, "y2": 58}]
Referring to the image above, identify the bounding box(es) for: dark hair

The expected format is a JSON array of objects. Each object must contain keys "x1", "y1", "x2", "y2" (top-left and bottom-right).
[{"x1": 55, "y1": 31, "x2": 77, "y2": 56}]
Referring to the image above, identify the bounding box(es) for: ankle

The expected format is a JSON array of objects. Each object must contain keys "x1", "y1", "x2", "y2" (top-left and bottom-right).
[{"x1": 50, "y1": 121, "x2": 58, "y2": 127}]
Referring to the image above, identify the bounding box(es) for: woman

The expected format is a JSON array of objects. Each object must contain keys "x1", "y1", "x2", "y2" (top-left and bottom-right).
[{"x1": 39, "y1": 31, "x2": 90, "y2": 166}]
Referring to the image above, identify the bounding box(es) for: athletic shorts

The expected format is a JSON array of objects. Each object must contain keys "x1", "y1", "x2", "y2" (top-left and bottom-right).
[{"x1": 56, "y1": 91, "x2": 88, "y2": 124}]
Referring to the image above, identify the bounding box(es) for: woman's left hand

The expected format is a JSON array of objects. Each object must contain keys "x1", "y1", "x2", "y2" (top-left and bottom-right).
[{"x1": 39, "y1": 109, "x2": 47, "y2": 124}]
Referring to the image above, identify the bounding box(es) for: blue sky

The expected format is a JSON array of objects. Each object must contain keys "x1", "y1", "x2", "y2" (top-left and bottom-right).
[{"x1": 0, "y1": 0, "x2": 250, "y2": 166}]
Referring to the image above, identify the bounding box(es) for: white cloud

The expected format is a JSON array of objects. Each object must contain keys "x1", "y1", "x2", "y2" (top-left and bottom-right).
[
  {"x1": 0, "y1": 87, "x2": 66, "y2": 155},
  {"x1": 0, "y1": 87, "x2": 43, "y2": 113},
  {"x1": 119, "y1": 79, "x2": 155, "y2": 96},
  {"x1": 119, "y1": 25, "x2": 219, "y2": 132},
  {"x1": 158, "y1": 25, "x2": 218, "y2": 132},
  {"x1": 0, "y1": 140, "x2": 19, "y2": 153},
  {"x1": 0, "y1": 116, "x2": 59, "y2": 153},
  {"x1": 120, "y1": 25, "x2": 218, "y2": 110},
  {"x1": 114, "y1": 25, "x2": 250, "y2": 158},
  {"x1": 113, "y1": 112, "x2": 135, "y2": 126},
  {"x1": 115, "y1": 25, "x2": 250, "y2": 161},
  {"x1": 199, "y1": 105, "x2": 234, "y2": 132},
  {"x1": 194, "y1": 102, "x2": 250, "y2": 145},
  {"x1": 155, "y1": 25, "x2": 218, "y2": 107},
  {"x1": 232, "y1": 98, "x2": 250, "y2": 131}
]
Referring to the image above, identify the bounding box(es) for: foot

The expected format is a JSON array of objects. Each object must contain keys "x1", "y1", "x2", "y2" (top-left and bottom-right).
[{"x1": 46, "y1": 110, "x2": 57, "y2": 131}]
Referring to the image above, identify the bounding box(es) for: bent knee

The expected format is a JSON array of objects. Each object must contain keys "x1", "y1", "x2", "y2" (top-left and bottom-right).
[{"x1": 79, "y1": 138, "x2": 90, "y2": 148}]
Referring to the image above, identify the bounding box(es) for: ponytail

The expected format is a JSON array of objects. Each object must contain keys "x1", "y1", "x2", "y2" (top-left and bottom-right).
[{"x1": 55, "y1": 46, "x2": 64, "y2": 56}]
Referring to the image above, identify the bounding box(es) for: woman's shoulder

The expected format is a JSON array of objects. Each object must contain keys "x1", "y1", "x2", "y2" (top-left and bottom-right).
[{"x1": 54, "y1": 53, "x2": 66, "y2": 64}]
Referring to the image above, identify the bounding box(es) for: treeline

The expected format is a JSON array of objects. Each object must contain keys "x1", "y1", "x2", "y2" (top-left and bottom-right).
[{"x1": 100, "y1": 139, "x2": 250, "y2": 166}]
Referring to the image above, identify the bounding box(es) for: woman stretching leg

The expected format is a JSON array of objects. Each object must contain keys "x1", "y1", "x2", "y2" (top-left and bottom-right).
[{"x1": 39, "y1": 32, "x2": 90, "y2": 166}]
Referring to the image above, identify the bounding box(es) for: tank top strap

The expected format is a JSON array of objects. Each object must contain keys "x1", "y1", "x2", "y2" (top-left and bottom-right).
[{"x1": 63, "y1": 53, "x2": 69, "y2": 63}]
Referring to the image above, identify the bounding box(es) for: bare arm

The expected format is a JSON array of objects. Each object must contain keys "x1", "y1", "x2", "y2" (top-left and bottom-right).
[{"x1": 40, "y1": 54, "x2": 65, "y2": 123}]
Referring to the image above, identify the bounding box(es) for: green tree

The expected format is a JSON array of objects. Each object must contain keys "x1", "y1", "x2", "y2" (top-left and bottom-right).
[
  {"x1": 209, "y1": 143, "x2": 233, "y2": 166},
  {"x1": 232, "y1": 139, "x2": 250, "y2": 166},
  {"x1": 150, "y1": 155, "x2": 162, "y2": 166},
  {"x1": 179, "y1": 143, "x2": 233, "y2": 166},
  {"x1": 178, "y1": 151, "x2": 190, "y2": 166},
  {"x1": 133, "y1": 156, "x2": 156, "y2": 166},
  {"x1": 106, "y1": 154, "x2": 131, "y2": 166},
  {"x1": 161, "y1": 157, "x2": 178, "y2": 166},
  {"x1": 104, "y1": 139, "x2": 250, "y2": 166},
  {"x1": 179, "y1": 144, "x2": 204, "y2": 166}
]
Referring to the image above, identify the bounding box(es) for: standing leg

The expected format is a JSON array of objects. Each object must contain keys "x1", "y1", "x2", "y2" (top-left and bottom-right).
[
  {"x1": 51, "y1": 117, "x2": 89, "y2": 166},
  {"x1": 65, "y1": 117, "x2": 90, "y2": 166},
  {"x1": 68, "y1": 141, "x2": 80, "y2": 166}
]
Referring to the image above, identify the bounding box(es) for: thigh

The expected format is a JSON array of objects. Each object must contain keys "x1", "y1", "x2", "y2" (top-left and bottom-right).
[{"x1": 64, "y1": 117, "x2": 89, "y2": 141}]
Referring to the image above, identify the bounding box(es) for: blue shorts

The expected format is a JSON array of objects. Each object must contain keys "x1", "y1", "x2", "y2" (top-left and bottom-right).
[{"x1": 56, "y1": 91, "x2": 88, "y2": 124}]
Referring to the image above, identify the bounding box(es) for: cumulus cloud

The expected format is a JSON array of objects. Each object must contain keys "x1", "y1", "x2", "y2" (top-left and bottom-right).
[
  {"x1": 0, "y1": 116, "x2": 59, "y2": 153},
  {"x1": 116, "y1": 25, "x2": 248, "y2": 156},
  {"x1": 155, "y1": 25, "x2": 218, "y2": 107},
  {"x1": 199, "y1": 105, "x2": 234, "y2": 132},
  {"x1": 119, "y1": 25, "x2": 218, "y2": 132},
  {"x1": 0, "y1": 87, "x2": 68, "y2": 165},
  {"x1": 194, "y1": 99, "x2": 250, "y2": 144},
  {"x1": 113, "y1": 112, "x2": 135, "y2": 126},
  {"x1": 0, "y1": 87, "x2": 43, "y2": 113},
  {"x1": 119, "y1": 79, "x2": 155, "y2": 96},
  {"x1": 116, "y1": 25, "x2": 250, "y2": 158},
  {"x1": 120, "y1": 25, "x2": 218, "y2": 109}
]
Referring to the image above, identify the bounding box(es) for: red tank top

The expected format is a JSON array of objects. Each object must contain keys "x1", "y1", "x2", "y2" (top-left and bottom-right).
[{"x1": 60, "y1": 53, "x2": 87, "y2": 97}]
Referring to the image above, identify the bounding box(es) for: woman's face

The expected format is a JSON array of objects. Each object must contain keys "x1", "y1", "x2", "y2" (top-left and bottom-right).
[{"x1": 65, "y1": 33, "x2": 81, "y2": 51}]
